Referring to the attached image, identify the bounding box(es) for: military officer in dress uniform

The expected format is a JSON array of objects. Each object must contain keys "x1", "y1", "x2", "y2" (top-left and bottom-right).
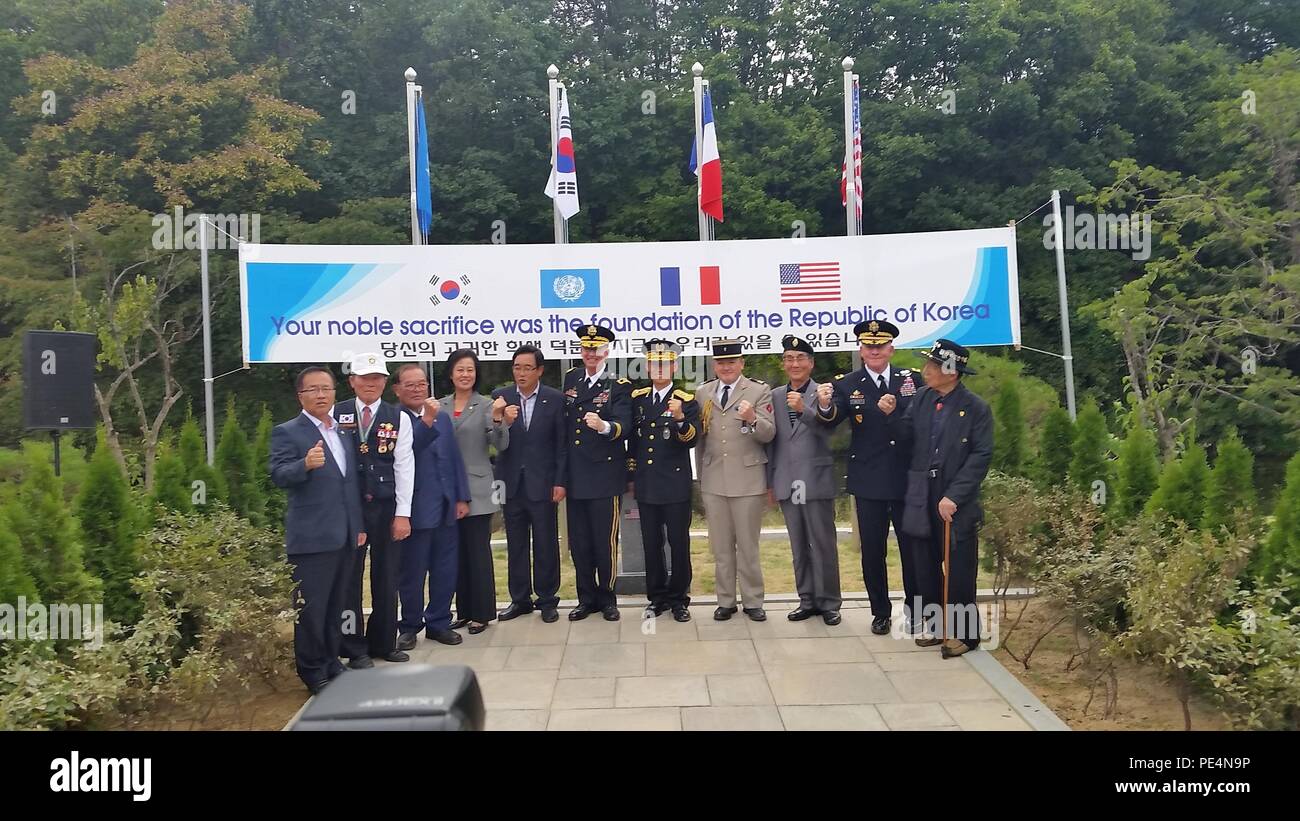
[
  {"x1": 562, "y1": 324, "x2": 633, "y2": 622},
  {"x1": 696, "y1": 338, "x2": 776, "y2": 621},
  {"x1": 627, "y1": 339, "x2": 700, "y2": 622},
  {"x1": 880, "y1": 339, "x2": 993, "y2": 658},
  {"x1": 815, "y1": 319, "x2": 920, "y2": 636},
  {"x1": 767, "y1": 336, "x2": 842, "y2": 625},
  {"x1": 333, "y1": 353, "x2": 414, "y2": 668}
]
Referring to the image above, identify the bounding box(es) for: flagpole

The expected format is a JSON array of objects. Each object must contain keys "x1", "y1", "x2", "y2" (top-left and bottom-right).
[
  {"x1": 842, "y1": 57, "x2": 859, "y2": 238},
  {"x1": 547, "y1": 65, "x2": 568, "y2": 244},
  {"x1": 1051, "y1": 189, "x2": 1078, "y2": 420},
  {"x1": 692, "y1": 62, "x2": 710, "y2": 242},
  {"x1": 405, "y1": 67, "x2": 423, "y2": 247}
]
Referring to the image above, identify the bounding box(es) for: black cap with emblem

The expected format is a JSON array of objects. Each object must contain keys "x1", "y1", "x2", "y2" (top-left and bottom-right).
[
  {"x1": 918, "y1": 338, "x2": 977, "y2": 374},
  {"x1": 577, "y1": 324, "x2": 615, "y2": 348},
  {"x1": 711, "y1": 338, "x2": 744, "y2": 359},
  {"x1": 644, "y1": 338, "x2": 680, "y2": 362},
  {"x1": 781, "y1": 335, "x2": 816, "y2": 357},
  {"x1": 853, "y1": 319, "x2": 899, "y2": 346}
]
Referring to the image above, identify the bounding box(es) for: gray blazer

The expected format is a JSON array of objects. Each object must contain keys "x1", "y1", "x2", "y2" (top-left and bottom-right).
[
  {"x1": 441, "y1": 392, "x2": 509, "y2": 516},
  {"x1": 765, "y1": 381, "x2": 838, "y2": 501}
]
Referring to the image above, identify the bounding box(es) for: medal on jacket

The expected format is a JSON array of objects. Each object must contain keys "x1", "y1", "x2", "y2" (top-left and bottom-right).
[
  {"x1": 899, "y1": 369, "x2": 917, "y2": 397},
  {"x1": 359, "y1": 443, "x2": 370, "y2": 454},
  {"x1": 662, "y1": 427, "x2": 670, "y2": 440}
]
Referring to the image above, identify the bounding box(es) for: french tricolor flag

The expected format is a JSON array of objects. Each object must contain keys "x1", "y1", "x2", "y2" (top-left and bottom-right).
[
  {"x1": 659, "y1": 266, "x2": 721, "y2": 306},
  {"x1": 688, "y1": 86, "x2": 724, "y2": 222}
]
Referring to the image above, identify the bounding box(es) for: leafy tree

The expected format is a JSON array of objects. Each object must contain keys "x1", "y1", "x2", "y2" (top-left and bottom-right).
[
  {"x1": 1252, "y1": 451, "x2": 1300, "y2": 593},
  {"x1": 148, "y1": 437, "x2": 191, "y2": 516},
  {"x1": 1036, "y1": 406, "x2": 1074, "y2": 487},
  {"x1": 215, "y1": 396, "x2": 264, "y2": 524},
  {"x1": 1146, "y1": 442, "x2": 1210, "y2": 528},
  {"x1": 4, "y1": 450, "x2": 100, "y2": 605},
  {"x1": 1069, "y1": 402, "x2": 1110, "y2": 494},
  {"x1": 1113, "y1": 413, "x2": 1161, "y2": 521},
  {"x1": 178, "y1": 413, "x2": 224, "y2": 513},
  {"x1": 1202, "y1": 429, "x2": 1256, "y2": 533}
]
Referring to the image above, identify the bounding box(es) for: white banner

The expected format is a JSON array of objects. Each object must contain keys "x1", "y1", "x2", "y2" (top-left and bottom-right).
[{"x1": 239, "y1": 227, "x2": 1019, "y2": 363}]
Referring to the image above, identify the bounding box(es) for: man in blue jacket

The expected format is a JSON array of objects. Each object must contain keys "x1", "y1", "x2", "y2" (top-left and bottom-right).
[
  {"x1": 269, "y1": 365, "x2": 367, "y2": 694},
  {"x1": 393, "y1": 366, "x2": 472, "y2": 649}
]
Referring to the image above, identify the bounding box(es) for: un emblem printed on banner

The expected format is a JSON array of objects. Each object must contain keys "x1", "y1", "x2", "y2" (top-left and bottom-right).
[
  {"x1": 554, "y1": 274, "x2": 585, "y2": 302},
  {"x1": 540, "y1": 268, "x2": 601, "y2": 308}
]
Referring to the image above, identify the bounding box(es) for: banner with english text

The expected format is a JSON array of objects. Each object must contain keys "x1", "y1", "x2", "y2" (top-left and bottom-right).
[{"x1": 238, "y1": 227, "x2": 1019, "y2": 363}]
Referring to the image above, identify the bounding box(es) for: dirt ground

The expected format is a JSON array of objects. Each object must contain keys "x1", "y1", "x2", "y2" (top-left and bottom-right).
[{"x1": 988, "y1": 597, "x2": 1232, "y2": 731}]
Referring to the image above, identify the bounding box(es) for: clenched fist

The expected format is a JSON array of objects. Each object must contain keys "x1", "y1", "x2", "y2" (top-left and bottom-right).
[
  {"x1": 491, "y1": 395, "x2": 507, "y2": 421},
  {"x1": 787, "y1": 390, "x2": 805, "y2": 414},
  {"x1": 584, "y1": 411, "x2": 605, "y2": 431},
  {"x1": 503, "y1": 403, "x2": 520, "y2": 425},
  {"x1": 422, "y1": 396, "x2": 441, "y2": 423},
  {"x1": 816, "y1": 383, "x2": 834, "y2": 409},
  {"x1": 668, "y1": 398, "x2": 684, "y2": 420},
  {"x1": 736, "y1": 399, "x2": 756, "y2": 423},
  {"x1": 305, "y1": 440, "x2": 326, "y2": 470},
  {"x1": 878, "y1": 394, "x2": 897, "y2": 415}
]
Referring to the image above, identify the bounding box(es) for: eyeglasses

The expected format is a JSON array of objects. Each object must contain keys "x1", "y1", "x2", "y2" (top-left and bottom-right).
[
  {"x1": 400, "y1": 381, "x2": 429, "y2": 389},
  {"x1": 512, "y1": 364, "x2": 539, "y2": 372},
  {"x1": 297, "y1": 386, "x2": 336, "y2": 395}
]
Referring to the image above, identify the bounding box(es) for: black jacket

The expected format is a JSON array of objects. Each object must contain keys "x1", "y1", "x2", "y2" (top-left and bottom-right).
[
  {"x1": 491, "y1": 383, "x2": 568, "y2": 504},
  {"x1": 562, "y1": 368, "x2": 633, "y2": 500},
  {"x1": 628, "y1": 385, "x2": 700, "y2": 505},
  {"x1": 816, "y1": 366, "x2": 920, "y2": 499}
]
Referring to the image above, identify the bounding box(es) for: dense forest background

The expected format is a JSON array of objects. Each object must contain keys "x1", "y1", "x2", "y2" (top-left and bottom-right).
[{"x1": 1, "y1": 0, "x2": 1297, "y2": 492}]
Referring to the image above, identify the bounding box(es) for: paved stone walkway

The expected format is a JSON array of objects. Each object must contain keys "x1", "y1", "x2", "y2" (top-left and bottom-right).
[{"x1": 404, "y1": 600, "x2": 1058, "y2": 731}]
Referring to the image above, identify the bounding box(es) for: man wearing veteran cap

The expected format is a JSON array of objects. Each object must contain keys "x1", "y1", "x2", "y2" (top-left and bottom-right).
[
  {"x1": 562, "y1": 324, "x2": 633, "y2": 622},
  {"x1": 815, "y1": 319, "x2": 921, "y2": 636},
  {"x1": 332, "y1": 353, "x2": 415, "y2": 668},
  {"x1": 767, "y1": 336, "x2": 842, "y2": 625},
  {"x1": 879, "y1": 338, "x2": 993, "y2": 658},
  {"x1": 696, "y1": 338, "x2": 776, "y2": 621},
  {"x1": 627, "y1": 339, "x2": 700, "y2": 622}
]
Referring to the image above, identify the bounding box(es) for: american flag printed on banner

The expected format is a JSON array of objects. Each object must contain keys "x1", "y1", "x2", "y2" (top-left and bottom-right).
[
  {"x1": 778, "y1": 262, "x2": 841, "y2": 303},
  {"x1": 840, "y1": 76, "x2": 862, "y2": 232}
]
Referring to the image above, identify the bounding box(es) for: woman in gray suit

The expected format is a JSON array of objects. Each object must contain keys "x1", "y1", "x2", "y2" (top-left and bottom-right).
[{"x1": 442, "y1": 349, "x2": 508, "y2": 634}]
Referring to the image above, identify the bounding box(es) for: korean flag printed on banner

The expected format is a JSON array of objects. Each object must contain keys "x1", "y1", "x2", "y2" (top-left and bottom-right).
[{"x1": 544, "y1": 85, "x2": 580, "y2": 220}]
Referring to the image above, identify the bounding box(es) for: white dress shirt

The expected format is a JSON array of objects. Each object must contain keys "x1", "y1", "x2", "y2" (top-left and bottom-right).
[
  {"x1": 584, "y1": 366, "x2": 614, "y2": 435},
  {"x1": 301, "y1": 410, "x2": 347, "y2": 476},
  {"x1": 865, "y1": 365, "x2": 892, "y2": 390},
  {"x1": 352, "y1": 397, "x2": 414, "y2": 518}
]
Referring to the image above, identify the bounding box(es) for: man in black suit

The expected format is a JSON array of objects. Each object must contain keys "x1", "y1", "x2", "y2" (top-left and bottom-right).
[
  {"x1": 628, "y1": 339, "x2": 699, "y2": 622},
  {"x1": 880, "y1": 339, "x2": 993, "y2": 658},
  {"x1": 492, "y1": 345, "x2": 568, "y2": 623},
  {"x1": 815, "y1": 320, "x2": 920, "y2": 635},
  {"x1": 562, "y1": 324, "x2": 633, "y2": 622},
  {"x1": 269, "y1": 366, "x2": 366, "y2": 695}
]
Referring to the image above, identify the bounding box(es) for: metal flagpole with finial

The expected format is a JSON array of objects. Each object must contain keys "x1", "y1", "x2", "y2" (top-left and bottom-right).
[
  {"x1": 842, "y1": 57, "x2": 859, "y2": 239},
  {"x1": 405, "y1": 67, "x2": 423, "y2": 247},
  {"x1": 692, "y1": 62, "x2": 711, "y2": 242}
]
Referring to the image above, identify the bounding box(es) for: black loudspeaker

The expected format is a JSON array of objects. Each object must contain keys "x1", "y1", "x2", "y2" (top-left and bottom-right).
[
  {"x1": 289, "y1": 664, "x2": 485, "y2": 731},
  {"x1": 22, "y1": 331, "x2": 97, "y2": 431}
]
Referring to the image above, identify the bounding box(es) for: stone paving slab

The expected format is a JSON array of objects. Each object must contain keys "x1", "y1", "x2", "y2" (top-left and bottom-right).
[{"x1": 385, "y1": 600, "x2": 1064, "y2": 731}]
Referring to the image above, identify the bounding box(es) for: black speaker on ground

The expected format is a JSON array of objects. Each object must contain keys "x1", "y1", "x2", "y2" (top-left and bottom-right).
[
  {"x1": 22, "y1": 330, "x2": 97, "y2": 431},
  {"x1": 289, "y1": 664, "x2": 485, "y2": 731}
]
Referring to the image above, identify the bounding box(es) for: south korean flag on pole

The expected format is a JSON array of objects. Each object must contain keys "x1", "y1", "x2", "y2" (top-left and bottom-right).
[{"x1": 544, "y1": 85, "x2": 580, "y2": 220}]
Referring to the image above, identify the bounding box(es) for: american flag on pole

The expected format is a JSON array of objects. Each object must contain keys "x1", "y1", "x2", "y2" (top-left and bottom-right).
[
  {"x1": 840, "y1": 74, "x2": 862, "y2": 232},
  {"x1": 779, "y1": 262, "x2": 841, "y2": 303},
  {"x1": 545, "y1": 85, "x2": 580, "y2": 220}
]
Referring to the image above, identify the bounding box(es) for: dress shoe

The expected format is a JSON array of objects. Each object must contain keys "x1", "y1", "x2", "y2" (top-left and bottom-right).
[
  {"x1": 787, "y1": 607, "x2": 817, "y2": 622},
  {"x1": 380, "y1": 650, "x2": 410, "y2": 662},
  {"x1": 467, "y1": 622, "x2": 487, "y2": 635},
  {"x1": 914, "y1": 636, "x2": 943, "y2": 647},
  {"x1": 822, "y1": 610, "x2": 842, "y2": 626},
  {"x1": 941, "y1": 639, "x2": 975, "y2": 659},
  {"x1": 497, "y1": 602, "x2": 534, "y2": 621},
  {"x1": 602, "y1": 605, "x2": 621, "y2": 622},
  {"x1": 568, "y1": 604, "x2": 596, "y2": 621},
  {"x1": 713, "y1": 606, "x2": 738, "y2": 621},
  {"x1": 347, "y1": 655, "x2": 375, "y2": 670},
  {"x1": 540, "y1": 607, "x2": 559, "y2": 623},
  {"x1": 672, "y1": 606, "x2": 692, "y2": 623},
  {"x1": 396, "y1": 632, "x2": 419, "y2": 651},
  {"x1": 426, "y1": 629, "x2": 463, "y2": 646},
  {"x1": 646, "y1": 601, "x2": 669, "y2": 617},
  {"x1": 871, "y1": 616, "x2": 891, "y2": 635},
  {"x1": 450, "y1": 618, "x2": 470, "y2": 630},
  {"x1": 743, "y1": 607, "x2": 767, "y2": 622}
]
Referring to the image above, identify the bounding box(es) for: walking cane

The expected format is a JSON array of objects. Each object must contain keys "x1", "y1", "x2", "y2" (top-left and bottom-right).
[{"x1": 941, "y1": 518, "x2": 951, "y2": 641}]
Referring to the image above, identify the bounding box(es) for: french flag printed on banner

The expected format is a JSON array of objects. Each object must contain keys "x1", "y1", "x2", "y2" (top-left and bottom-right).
[
  {"x1": 659, "y1": 266, "x2": 721, "y2": 306},
  {"x1": 688, "y1": 86, "x2": 724, "y2": 222},
  {"x1": 545, "y1": 86, "x2": 580, "y2": 220}
]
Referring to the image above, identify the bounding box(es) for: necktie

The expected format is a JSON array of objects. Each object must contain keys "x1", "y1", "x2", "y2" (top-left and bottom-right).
[
  {"x1": 361, "y1": 405, "x2": 373, "y2": 435},
  {"x1": 720, "y1": 384, "x2": 731, "y2": 409},
  {"x1": 877, "y1": 375, "x2": 888, "y2": 392},
  {"x1": 787, "y1": 385, "x2": 799, "y2": 426}
]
